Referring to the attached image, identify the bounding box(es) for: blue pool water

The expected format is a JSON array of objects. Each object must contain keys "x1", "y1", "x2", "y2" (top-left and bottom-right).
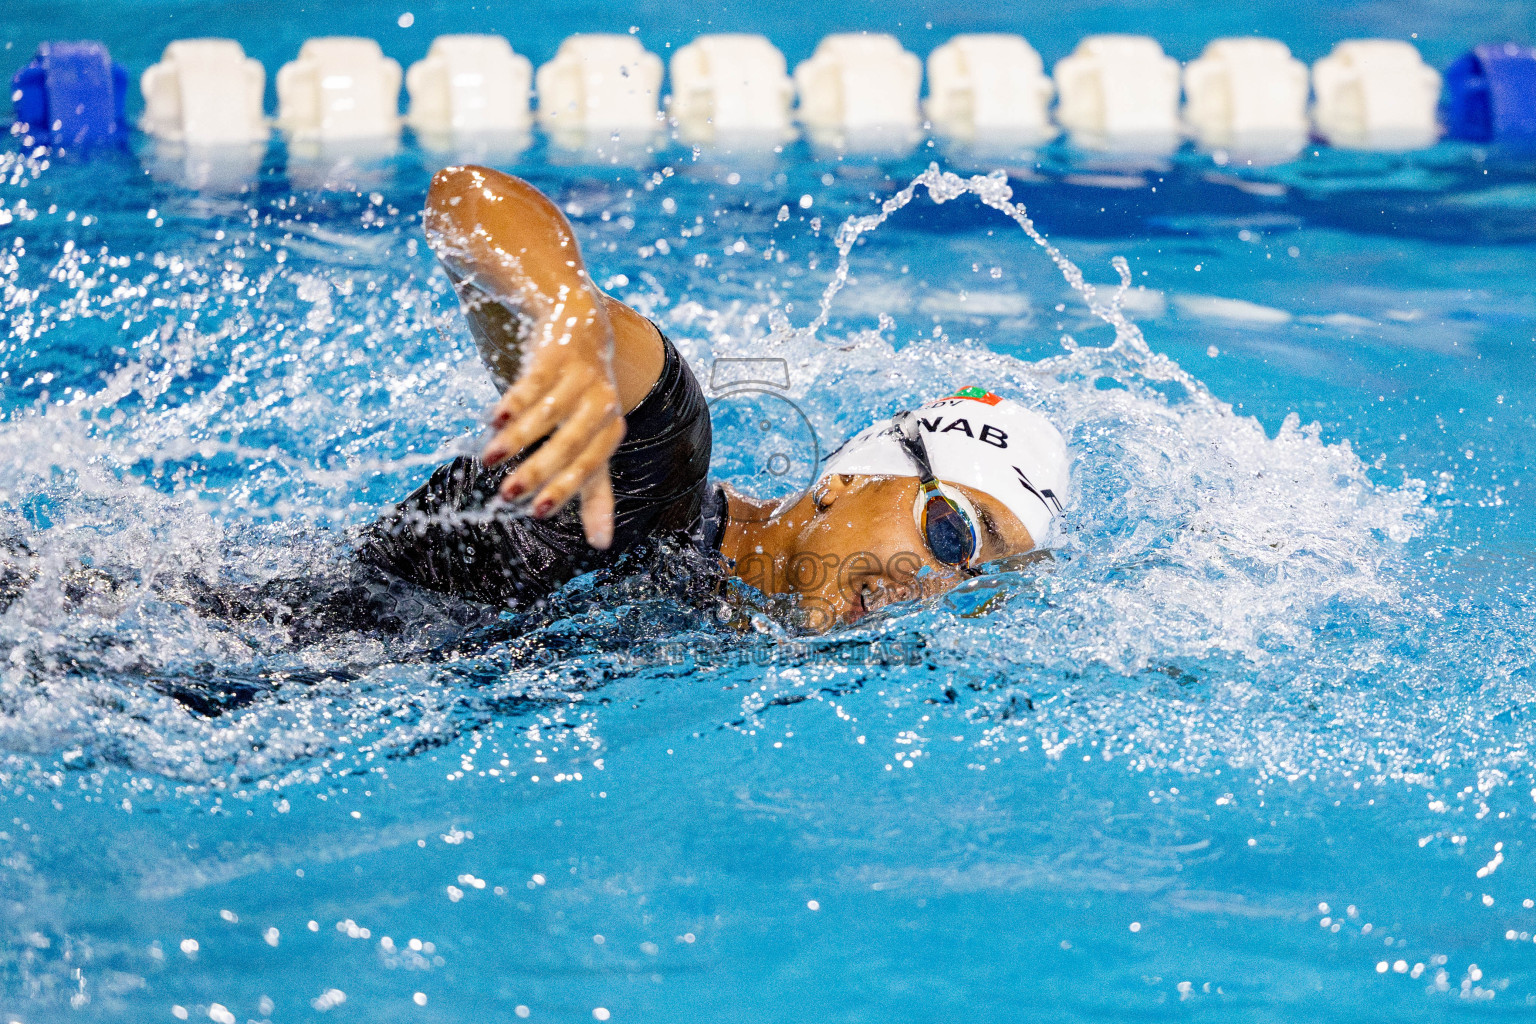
[{"x1": 4, "y1": 2, "x2": 1536, "y2": 1022}]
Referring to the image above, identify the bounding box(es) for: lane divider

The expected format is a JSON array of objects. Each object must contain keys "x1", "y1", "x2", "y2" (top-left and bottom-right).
[
  {"x1": 141, "y1": 39, "x2": 268, "y2": 145},
  {"x1": 1442, "y1": 42, "x2": 1536, "y2": 144},
  {"x1": 535, "y1": 33, "x2": 663, "y2": 140},
  {"x1": 1054, "y1": 35, "x2": 1182, "y2": 152},
  {"x1": 669, "y1": 33, "x2": 794, "y2": 142},
  {"x1": 406, "y1": 33, "x2": 533, "y2": 142},
  {"x1": 925, "y1": 34, "x2": 1056, "y2": 145},
  {"x1": 1311, "y1": 40, "x2": 1441, "y2": 150},
  {"x1": 1183, "y1": 39, "x2": 1310, "y2": 156},
  {"x1": 10, "y1": 40, "x2": 129, "y2": 147},
  {"x1": 276, "y1": 37, "x2": 403, "y2": 143},
  {"x1": 8, "y1": 33, "x2": 1536, "y2": 154},
  {"x1": 793, "y1": 33, "x2": 923, "y2": 136}
]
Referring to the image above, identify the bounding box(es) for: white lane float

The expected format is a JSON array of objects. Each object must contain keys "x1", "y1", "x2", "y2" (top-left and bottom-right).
[
  {"x1": 925, "y1": 33, "x2": 1055, "y2": 145},
  {"x1": 1053, "y1": 34, "x2": 1182, "y2": 152},
  {"x1": 139, "y1": 38, "x2": 268, "y2": 145},
  {"x1": 122, "y1": 28, "x2": 1470, "y2": 166},
  {"x1": 535, "y1": 33, "x2": 664, "y2": 145},
  {"x1": 1183, "y1": 37, "x2": 1310, "y2": 157},
  {"x1": 668, "y1": 33, "x2": 795, "y2": 143},
  {"x1": 1312, "y1": 39, "x2": 1442, "y2": 150},
  {"x1": 793, "y1": 32, "x2": 922, "y2": 149},
  {"x1": 406, "y1": 34, "x2": 533, "y2": 148},
  {"x1": 276, "y1": 36, "x2": 402, "y2": 142}
]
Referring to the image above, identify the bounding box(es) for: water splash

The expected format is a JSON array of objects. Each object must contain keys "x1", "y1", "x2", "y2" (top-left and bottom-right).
[
  {"x1": 763, "y1": 162, "x2": 1203, "y2": 412},
  {"x1": 808, "y1": 165, "x2": 1135, "y2": 339},
  {"x1": 0, "y1": 158, "x2": 1461, "y2": 799}
]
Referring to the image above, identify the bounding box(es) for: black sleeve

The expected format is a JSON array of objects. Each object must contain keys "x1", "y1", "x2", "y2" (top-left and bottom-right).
[{"x1": 355, "y1": 330, "x2": 712, "y2": 607}]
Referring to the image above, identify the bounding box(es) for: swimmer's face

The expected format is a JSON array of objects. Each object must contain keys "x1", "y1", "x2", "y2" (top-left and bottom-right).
[{"x1": 745, "y1": 474, "x2": 1036, "y2": 631}]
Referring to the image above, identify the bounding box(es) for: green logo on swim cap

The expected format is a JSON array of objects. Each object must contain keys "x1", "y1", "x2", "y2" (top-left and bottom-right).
[{"x1": 947, "y1": 386, "x2": 1002, "y2": 405}]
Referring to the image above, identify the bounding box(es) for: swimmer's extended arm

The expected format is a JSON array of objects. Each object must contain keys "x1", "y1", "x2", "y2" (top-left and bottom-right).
[{"x1": 424, "y1": 166, "x2": 664, "y2": 549}]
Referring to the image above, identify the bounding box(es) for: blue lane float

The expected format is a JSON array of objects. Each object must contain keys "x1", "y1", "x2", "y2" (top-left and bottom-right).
[
  {"x1": 1442, "y1": 42, "x2": 1536, "y2": 144},
  {"x1": 10, "y1": 40, "x2": 130, "y2": 147}
]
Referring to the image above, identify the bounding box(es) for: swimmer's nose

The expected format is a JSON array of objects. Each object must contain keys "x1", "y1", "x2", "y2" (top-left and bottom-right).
[{"x1": 858, "y1": 576, "x2": 916, "y2": 616}]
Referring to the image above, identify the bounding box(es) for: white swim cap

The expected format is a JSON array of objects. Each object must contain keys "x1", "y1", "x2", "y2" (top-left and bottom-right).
[{"x1": 816, "y1": 387, "x2": 1070, "y2": 545}]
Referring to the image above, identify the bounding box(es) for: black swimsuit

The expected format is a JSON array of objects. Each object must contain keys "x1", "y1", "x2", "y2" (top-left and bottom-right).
[{"x1": 357, "y1": 331, "x2": 724, "y2": 608}]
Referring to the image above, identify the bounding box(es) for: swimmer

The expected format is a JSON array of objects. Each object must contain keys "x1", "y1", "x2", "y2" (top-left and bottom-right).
[{"x1": 357, "y1": 166, "x2": 1070, "y2": 632}]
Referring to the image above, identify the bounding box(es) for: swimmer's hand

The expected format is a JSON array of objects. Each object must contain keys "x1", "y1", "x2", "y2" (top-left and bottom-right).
[
  {"x1": 424, "y1": 166, "x2": 641, "y2": 550},
  {"x1": 480, "y1": 308, "x2": 625, "y2": 549}
]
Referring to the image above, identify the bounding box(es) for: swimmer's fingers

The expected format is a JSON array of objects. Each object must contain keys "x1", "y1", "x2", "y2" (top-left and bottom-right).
[
  {"x1": 488, "y1": 359, "x2": 560, "y2": 431},
  {"x1": 488, "y1": 321, "x2": 610, "y2": 429},
  {"x1": 482, "y1": 373, "x2": 593, "y2": 470},
  {"x1": 499, "y1": 399, "x2": 624, "y2": 506},
  {"x1": 521, "y1": 420, "x2": 626, "y2": 543},
  {"x1": 577, "y1": 467, "x2": 617, "y2": 550}
]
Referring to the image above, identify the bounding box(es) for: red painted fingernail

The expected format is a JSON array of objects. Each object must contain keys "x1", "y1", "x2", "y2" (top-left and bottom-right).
[
  {"x1": 503, "y1": 479, "x2": 525, "y2": 499},
  {"x1": 533, "y1": 498, "x2": 554, "y2": 518}
]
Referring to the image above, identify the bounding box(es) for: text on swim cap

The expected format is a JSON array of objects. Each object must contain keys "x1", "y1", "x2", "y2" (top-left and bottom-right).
[{"x1": 915, "y1": 415, "x2": 1008, "y2": 449}]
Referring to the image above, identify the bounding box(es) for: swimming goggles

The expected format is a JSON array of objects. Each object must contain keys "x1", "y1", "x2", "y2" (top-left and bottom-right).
[{"x1": 895, "y1": 411, "x2": 982, "y2": 574}]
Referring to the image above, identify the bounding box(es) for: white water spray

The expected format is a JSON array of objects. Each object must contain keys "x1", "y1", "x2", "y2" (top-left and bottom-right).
[{"x1": 769, "y1": 163, "x2": 1201, "y2": 398}]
